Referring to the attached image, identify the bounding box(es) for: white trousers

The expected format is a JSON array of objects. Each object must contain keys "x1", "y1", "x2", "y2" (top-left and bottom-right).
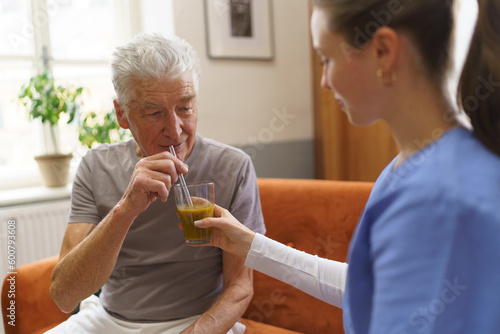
[{"x1": 45, "y1": 295, "x2": 246, "y2": 334}]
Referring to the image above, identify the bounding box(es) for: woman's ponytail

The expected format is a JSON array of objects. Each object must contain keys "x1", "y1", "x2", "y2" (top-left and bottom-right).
[{"x1": 458, "y1": 0, "x2": 500, "y2": 156}]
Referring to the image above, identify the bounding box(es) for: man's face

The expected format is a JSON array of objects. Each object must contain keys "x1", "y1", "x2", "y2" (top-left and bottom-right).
[{"x1": 115, "y1": 71, "x2": 198, "y2": 161}]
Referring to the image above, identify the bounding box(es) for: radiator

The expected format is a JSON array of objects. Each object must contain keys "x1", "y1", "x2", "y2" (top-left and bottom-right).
[{"x1": 0, "y1": 199, "x2": 70, "y2": 277}]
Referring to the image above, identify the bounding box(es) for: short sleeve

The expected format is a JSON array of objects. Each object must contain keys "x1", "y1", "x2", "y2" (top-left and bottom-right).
[{"x1": 68, "y1": 153, "x2": 101, "y2": 224}]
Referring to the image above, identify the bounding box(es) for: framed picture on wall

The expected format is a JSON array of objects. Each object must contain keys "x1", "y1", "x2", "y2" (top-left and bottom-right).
[{"x1": 204, "y1": 0, "x2": 274, "y2": 60}]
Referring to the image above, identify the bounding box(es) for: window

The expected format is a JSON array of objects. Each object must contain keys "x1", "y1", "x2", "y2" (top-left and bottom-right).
[{"x1": 0, "y1": 0, "x2": 129, "y2": 189}]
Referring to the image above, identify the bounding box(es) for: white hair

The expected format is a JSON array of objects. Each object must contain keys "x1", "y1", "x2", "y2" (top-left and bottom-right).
[{"x1": 111, "y1": 33, "x2": 201, "y2": 108}]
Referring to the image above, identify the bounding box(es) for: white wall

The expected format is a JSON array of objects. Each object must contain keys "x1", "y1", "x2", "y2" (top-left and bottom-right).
[
  {"x1": 142, "y1": 0, "x2": 314, "y2": 147},
  {"x1": 140, "y1": 0, "x2": 175, "y2": 39}
]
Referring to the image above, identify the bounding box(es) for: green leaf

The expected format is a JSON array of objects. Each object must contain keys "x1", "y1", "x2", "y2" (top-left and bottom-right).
[
  {"x1": 18, "y1": 69, "x2": 84, "y2": 128},
  {"x1": 78, "y1": 109, "x2": 129, "y2": 148}
]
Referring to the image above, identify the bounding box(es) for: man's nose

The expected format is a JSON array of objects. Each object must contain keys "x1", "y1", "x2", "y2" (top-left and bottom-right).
[{"x1": 162, "y1": 112, "x2": 182, "y2": 139}]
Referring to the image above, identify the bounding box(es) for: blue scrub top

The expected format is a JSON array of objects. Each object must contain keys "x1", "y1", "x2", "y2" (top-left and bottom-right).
[{"x1": 343, "y1": 128, "x2": 500, "y2": 334}]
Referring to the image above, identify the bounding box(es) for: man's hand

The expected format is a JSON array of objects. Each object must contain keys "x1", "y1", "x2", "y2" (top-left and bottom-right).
[
  {"x1": 119, "y1": 151, "x2": 189, "y2": 219},
  {"x1": 50, "y1": 151, "x2": 188, "y2": 313},
  {"x1": 192, "y1": 205, "x2": 256, "y2": 259}
]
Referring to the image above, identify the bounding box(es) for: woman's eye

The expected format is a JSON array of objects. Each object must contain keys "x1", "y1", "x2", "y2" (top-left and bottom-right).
[{"x1": 321, "y1": 58, "x2": 330, "y2": 66}]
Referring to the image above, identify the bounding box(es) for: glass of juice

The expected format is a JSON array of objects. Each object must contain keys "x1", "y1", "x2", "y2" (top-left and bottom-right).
[{"x1": 173, "y1": 182, "x2": 214, "y2": 245}]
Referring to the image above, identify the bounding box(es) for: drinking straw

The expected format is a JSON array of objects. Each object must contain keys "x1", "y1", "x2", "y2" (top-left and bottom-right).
[{"x1": 169, "y1": 146, "x2": 193, "y2": 206}]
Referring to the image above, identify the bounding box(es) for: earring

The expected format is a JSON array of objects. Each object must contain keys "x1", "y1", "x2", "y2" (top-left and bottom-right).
[
  {"x1": 376, "y1": 68, "x2": 384, "y2": 84},
  {"x1": 376, "y1": 67, "x2": 397, "y2": 85}
]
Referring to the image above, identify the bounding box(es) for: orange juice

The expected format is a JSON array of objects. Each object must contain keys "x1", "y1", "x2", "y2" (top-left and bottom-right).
[{"x1": 177, "y1": 203, "x2": 214, "y2": 244}]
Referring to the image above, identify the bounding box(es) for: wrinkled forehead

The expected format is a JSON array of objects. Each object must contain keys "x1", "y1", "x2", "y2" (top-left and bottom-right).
[{"x1": 129, "y1": 72, "x2": 197, "y2": 100}]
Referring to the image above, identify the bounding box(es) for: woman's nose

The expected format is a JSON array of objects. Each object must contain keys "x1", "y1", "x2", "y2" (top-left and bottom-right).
[{"x1": 321, "y1": 66, "x2": 332, "y2": 90}]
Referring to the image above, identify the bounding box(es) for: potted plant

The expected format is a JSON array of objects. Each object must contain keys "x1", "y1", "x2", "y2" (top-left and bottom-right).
[
  {"x1": 18, "y1": 69, "x2": 83, "y2": 187},
  {"x1": 79, "y1": 109, "x2": 129, "y2": 149}
]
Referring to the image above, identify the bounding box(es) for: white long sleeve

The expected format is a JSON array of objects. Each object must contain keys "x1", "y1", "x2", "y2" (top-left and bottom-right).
[{"x1": 244, "y1": 233, "x2": 348, "y2": 308}]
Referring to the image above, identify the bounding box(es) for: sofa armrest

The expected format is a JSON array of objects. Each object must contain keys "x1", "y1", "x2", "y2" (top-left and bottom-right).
[{"x1": 2, "y1": 255, "x2": 70, "y2": 334}]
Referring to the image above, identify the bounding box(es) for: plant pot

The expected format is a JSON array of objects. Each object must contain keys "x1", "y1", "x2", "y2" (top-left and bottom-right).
[{"x1": 34, "y1": 153, "x2": 73, "y2": 187}]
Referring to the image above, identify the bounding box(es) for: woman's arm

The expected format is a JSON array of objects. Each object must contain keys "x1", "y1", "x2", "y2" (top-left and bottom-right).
[
  {"x1": 194, "y1": 205, "x2": 347, "y2": 308},
  {"x1": 246, "y1": 233, "x2": 347, "y2": 308}
]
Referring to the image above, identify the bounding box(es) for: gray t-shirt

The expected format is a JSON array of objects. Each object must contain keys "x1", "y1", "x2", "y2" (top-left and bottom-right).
[{"x1": 69, "y1": 134, "x2": 266, "y2": 322}]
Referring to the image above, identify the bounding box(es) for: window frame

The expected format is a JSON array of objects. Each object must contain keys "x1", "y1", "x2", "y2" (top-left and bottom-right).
[{"x1": 0, "y1": 0, "x2": 141, "y2": 191}]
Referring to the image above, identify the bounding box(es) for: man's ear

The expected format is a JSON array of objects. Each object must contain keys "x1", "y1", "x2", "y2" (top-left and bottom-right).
[
  {"x1": 113, "y1": 99, "x2": 130, "y2": 129},
  {"x1": 371, "y1": 26, "x2": 399, "y2": 74}
]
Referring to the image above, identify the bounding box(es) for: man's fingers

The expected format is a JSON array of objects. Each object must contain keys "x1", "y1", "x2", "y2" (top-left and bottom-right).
[
  {"x1": 133, "y1": 172, "x2": 170, "y2": 202},
  {"x1": 130, "y1": 151, "x2": 191, "y2": 205},
  {"x1": 139, "y1": 152, "x2": 189, "y2": 175}
]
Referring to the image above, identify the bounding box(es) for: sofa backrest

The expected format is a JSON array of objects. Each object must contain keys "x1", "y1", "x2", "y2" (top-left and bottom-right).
[{"x1": 244, "y1": 178, "x2": 373, "y2": 333}]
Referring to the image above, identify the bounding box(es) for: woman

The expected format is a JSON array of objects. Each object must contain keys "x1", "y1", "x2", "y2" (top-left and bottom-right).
[{"x1": 193, "y1": 0, "x2": 500, "y2": 333}]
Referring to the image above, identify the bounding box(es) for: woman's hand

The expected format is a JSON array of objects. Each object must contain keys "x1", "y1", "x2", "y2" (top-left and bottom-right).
[{"x1": 192, "y1": 205, "x2": 256, "y2": 259}]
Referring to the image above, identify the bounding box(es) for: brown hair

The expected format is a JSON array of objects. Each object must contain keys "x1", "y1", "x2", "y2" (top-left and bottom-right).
[
  {"x1": 313, "y1": 0, "x2": 455, "y2": 86},
  {"x1": 458, "y1": 0, "x2": 500, "y2": 156}
]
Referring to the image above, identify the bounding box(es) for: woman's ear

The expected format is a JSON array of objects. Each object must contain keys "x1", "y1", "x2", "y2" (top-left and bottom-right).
[
  {"x1": 113, "y1": 99, "x2": 130, "y2": 130},
  {"x1": 371, "y1": 26, "x2": 399, "y2": 75}
]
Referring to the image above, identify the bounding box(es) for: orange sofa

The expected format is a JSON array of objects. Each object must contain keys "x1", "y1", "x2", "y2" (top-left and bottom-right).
[{"x1": 2, "y1": 178, "x2": 373, "y2": 334}]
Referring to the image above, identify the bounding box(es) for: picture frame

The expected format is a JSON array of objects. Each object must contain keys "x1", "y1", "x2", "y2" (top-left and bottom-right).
[{"x1": 204, "y1": 0, "x2": 274, "y2": 60}]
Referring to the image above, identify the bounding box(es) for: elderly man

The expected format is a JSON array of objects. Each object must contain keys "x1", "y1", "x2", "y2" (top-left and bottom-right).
[{"x1": 47, "y1": 33, "x2": 265, "y2": 334}]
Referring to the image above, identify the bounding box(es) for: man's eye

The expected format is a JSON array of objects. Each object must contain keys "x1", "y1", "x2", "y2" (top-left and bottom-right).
[
  {"x1": 177, "y1": 107, "x2": 192, "y2": 113},
  {"x1": 148, "y1": 111, "x2": 160, "y2": 117}
]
